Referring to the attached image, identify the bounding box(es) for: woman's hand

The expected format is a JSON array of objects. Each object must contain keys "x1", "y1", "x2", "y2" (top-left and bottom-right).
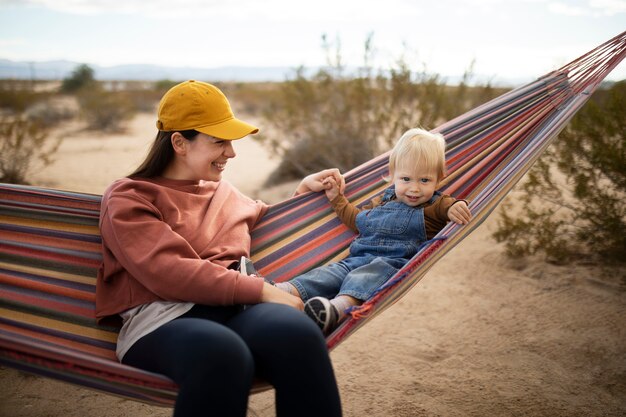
[
  {"x1": 448, "y1": 201, "x2": 472, "y2": 225},
  {"x1": 260, "y1": 282, "x2": 304, "y2": 310},
  {"x1": 294, "y1": 168, "x2": 345, "y2": 196}
]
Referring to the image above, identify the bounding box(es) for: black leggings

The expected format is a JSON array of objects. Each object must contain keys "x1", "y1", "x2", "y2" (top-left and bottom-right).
[{"x1": 122, "y1": 303, "x2": 342, "y2": 417}]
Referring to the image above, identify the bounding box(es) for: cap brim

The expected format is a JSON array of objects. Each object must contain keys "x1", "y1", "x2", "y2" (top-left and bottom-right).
[{"x1": 195, "y1": 117, "x2": 259, "y2": 140}]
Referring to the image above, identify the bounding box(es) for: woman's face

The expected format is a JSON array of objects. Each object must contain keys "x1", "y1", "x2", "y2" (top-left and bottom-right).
[{"x1": 177, "y1": 133, "x2": 236, "y2": 181}]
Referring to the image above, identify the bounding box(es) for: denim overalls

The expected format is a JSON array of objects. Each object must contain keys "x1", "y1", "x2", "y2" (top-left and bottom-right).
[{"x1": 290, "y1": 187, "x2": 441, "y2": 302}]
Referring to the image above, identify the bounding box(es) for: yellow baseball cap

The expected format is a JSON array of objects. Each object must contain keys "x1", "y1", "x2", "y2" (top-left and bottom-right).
[{"x1": 156, "y1": 80, "x2": 259, "y2": 140}]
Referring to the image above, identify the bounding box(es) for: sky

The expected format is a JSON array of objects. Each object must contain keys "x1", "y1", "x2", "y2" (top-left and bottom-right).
[{"x1": 0, "y1": 0, "x2": 625, "y2": 83}]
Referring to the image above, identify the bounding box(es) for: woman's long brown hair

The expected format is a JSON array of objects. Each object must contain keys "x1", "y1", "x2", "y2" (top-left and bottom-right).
[{"x1": 129, "y1": 130, "x2": 199, "y2": 178}]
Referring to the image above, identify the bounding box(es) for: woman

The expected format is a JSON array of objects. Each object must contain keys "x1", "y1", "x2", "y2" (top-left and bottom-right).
[{"x1": 96, "y1": 80, "x2": 343, "y2": 417}]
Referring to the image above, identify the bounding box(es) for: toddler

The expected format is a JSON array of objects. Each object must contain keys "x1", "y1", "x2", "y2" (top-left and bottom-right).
[{"x1": 277, "y1": 128, "x2": 472, "y2": 333}]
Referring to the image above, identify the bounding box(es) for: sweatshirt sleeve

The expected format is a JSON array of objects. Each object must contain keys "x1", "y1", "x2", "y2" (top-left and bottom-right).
[{"x1": 99, "y1": 193, "x2": 264, "y2": 306}]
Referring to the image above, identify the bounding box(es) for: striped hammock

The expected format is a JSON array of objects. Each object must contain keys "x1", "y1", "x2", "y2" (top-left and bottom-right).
[{"x1": 1, "y1": 31, "x2": 624, "y2": 407}]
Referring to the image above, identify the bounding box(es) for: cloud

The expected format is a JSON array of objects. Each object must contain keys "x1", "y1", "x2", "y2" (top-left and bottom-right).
[
  {"x1": 7, "y1": 0, "x2": 417, "y2": 20},
  {"x1": 548, "y1": 0, "x2": 626, "y2": 17},
  {"x1": 589, "y1": 0, "x2": 626, "y2": 15},
  {"x1": 0, "y1": 38, "x2": 27, "y2": 47},
  {"x1": 548, "y1": 2, "x2": 587, "y2": 15},
  {"x1": 6, "y1": 0, "x2": 223, "y2": 17}
]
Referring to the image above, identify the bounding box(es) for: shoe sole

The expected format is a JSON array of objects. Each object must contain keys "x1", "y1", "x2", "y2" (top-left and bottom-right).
[{"x1": 304, "y1": 297, "x2": 333, "y2": 333}]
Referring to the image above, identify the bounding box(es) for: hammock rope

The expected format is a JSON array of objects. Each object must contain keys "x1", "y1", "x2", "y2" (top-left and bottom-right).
[{"x1": 0, "y1": 30, "x2": 624, "y2": 406}]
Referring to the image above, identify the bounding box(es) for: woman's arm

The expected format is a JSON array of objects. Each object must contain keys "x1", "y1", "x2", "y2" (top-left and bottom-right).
[{"x1": 260, "y1": 282, "x2": 304, "y2": 310}]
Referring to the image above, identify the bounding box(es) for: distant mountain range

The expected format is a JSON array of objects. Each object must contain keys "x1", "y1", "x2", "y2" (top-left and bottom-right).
[
  {"x1": 0, "y1": 58, "x2": 537, "y2": 86},
  {"x1": 0, "y1": 59, "x2": 305, "y2": 82}
]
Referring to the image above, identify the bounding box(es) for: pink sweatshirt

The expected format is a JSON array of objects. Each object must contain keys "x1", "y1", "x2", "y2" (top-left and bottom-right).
[{"x1": 96, "y1": 177, "x2": 268, "y2": 322}]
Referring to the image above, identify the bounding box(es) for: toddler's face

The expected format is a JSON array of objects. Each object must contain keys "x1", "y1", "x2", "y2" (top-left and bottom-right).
[{"x1": 393, "y1": 168, "x2": 439, "y2": 207}]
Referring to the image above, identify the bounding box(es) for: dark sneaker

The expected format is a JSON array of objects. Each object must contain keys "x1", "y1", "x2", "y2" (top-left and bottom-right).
[{"x1": 304, "y1": 297, "x2": 338, "y2": 334}]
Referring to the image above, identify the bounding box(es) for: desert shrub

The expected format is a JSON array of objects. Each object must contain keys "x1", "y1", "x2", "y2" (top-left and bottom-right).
[
  {"x1": 77, "y1": 85, "x2": 137, "y2": 132},
  {"x1": 61, "y1": 64, "x2": 96, "y2": 93},
  {"x1": 0, "y1": 115, "x2": 61, "y2": 184},
  {"x1": 103, "y1": 81, "x2": 164, "y2": 113},
  {"x1": 225, "y1": 82, "x2": 278, "y2": 115},
  {"x1": 493, "y1": 81, "x2": 626, "y2": 265},
  {"x1": 124, "y1": 89, "x2": 159, "y2": 113},
  {"x1": 1, "y1": 81, "x2": 79, "y2": 130},
  {"x1": 260, "y1": 34, "x2": 502, "y2": 184},
  {"x1": 0, "y1": 80, "x2": 55, "y2": 114},
  {"x1": 25, "y1": 99, "x2": 75, "y2": 127},
  {"x1": 154, "y1": 79, "x2": 180, "y2": 93}
]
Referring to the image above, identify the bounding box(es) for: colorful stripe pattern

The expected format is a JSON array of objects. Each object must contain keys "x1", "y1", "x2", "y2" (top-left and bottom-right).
[
  {"x1": 1, "y1": 31, "x2": 624, "y2": 406},
  {"x1": 0, "y1": 185, "x2": 180, "y2": 405}
]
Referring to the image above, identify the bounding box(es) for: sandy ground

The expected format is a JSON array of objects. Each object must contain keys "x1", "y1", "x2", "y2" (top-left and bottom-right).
[{"x1": 1, "y1": 112, "x2": 624, "y2": 417}]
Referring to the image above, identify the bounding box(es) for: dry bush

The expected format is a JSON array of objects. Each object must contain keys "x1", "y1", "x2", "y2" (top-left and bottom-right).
[
  {"x1": 0, "y1": 81, "x2": 68, "y2": 184},
  {"x1": 77, "y1": 85, "x2": 137, "y2": 132},
  {"x1": 493, "y1": 81, "x2": 626, "y2": 267},
  {"x1": 104, "y1": 80, "x2": 165, "y2": 113},
  {"x1": 61, "y1": 64, "x2": 142, "y2": 131},
  {"x1": 0, "y1": 115, "x2": 61, "y2": 184},
  {"x1": 224, "y1": 82, "x2": 279, "y2": 116},
  {"x1": 258, "y1": 34, "x2": 505, "y2": 184},
  {"x1": 25, "y1": 97, "x2": 76, "y2": 127},
  {"x1": 0, "y1": 80, "x2": 53, "y2": 113}
]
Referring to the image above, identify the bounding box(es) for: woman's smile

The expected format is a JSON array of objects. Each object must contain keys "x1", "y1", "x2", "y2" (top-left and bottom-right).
[{"x1": 212, "y1": 161, "x2": 227, "y2": 171}]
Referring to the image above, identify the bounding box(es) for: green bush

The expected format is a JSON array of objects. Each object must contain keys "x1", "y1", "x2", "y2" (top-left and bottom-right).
[
  {"x1": 61, "y1": 64, "x2": 96, "y2": 93},
  {"x1": 493, "y1": 81, "x2": 626, "y2": 266}
]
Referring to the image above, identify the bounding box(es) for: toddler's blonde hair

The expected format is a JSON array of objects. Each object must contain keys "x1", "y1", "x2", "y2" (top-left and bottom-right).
[{"x1": 388, "y1": 128, "x2": 446, "y2": 181}]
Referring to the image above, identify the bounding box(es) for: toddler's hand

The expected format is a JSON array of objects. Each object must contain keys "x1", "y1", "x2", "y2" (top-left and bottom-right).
[
  {"x1": 322, "y1": 176, "x2": 341, "y2": 201},
  {"x1": 448, "y1": 201, "x2": 472, "y2": 225}
]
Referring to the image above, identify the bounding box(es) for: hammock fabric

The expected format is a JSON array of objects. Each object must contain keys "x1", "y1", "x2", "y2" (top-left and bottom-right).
[{"x1": 1, "y1": 31, "x2": 624, "y2": 407}]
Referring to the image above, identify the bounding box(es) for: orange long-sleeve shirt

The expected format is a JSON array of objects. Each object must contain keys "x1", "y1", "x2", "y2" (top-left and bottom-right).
[{"x1": 96, "y1": 177, "x2": 268, "y2": 323}]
